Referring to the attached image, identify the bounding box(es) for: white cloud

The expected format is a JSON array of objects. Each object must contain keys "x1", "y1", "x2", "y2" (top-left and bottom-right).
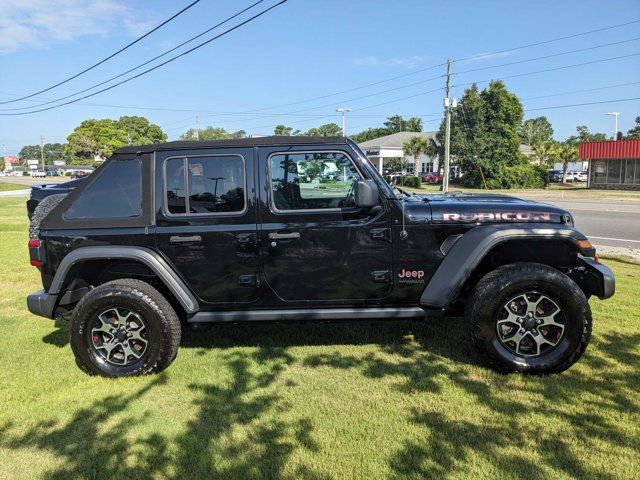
[
  {"x1": 352, "y1": 55, "x2": 428, "y2": 69},
  {"x1": 466, "y1": 51, "x2": 513, "y2": 61},
  {"x1": 0, "y1": 0, "x2": 153, "y2": 53}
]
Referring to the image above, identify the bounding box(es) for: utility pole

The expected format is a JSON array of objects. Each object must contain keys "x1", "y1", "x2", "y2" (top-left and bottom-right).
[
  {"x1": 336, "y1": 108, "x2": 351, "y2": 136},
  {"x1": 195, "y1": 113, "x2": 199, "y2": 141},
  {"x1": 606, "y1": 112, "x2": 620, "y2": 141},
  {"x1": 442, "y1": 59, "x2": 453, "y2": 192},
  {"x1": 40, "y1": 135, "x2": 45, "y2": 170}
]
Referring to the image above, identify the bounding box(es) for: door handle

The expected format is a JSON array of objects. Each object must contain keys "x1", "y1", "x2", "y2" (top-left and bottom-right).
[
  {"x1": 268, "y1": 232, "x2": 300, "y2": 240},
  {"x1": 170, "y1": 235, "x2": 202, "y2": 244}
]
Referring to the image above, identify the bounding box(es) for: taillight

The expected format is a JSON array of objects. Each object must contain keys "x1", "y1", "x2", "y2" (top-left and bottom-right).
[{"x1": 28, "y1": 239, "x2": 43, "y2": 267}]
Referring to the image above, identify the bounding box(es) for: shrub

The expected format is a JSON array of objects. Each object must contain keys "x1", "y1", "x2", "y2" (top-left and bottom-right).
[
  {"x1": 389, "y1": 176, "x2": 422, "y2": 188},
  {"x1": 484, "y1": 163, "x2": 548, "y2": 189}
]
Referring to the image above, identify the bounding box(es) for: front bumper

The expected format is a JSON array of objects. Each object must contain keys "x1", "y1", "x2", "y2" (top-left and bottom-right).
[
  {"x1": 578, "y1": 257, "x2": 615, "y2": 299},
  {"x1": 27, "y1": 290, "x2": 57, "y2": 319}
]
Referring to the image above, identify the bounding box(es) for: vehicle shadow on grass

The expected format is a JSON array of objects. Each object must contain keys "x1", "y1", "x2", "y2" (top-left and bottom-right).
[{"x1": 1, "y1": 343, "x2": 330, "y2": 480}]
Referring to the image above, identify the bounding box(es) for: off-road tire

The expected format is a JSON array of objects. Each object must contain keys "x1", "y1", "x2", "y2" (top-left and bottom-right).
[
  {"x1": 69, "y1": 279, "x2": 181, "y2": 377},
  {"x1": 29, "y1": 193, "x2": 67, "y2": 239},
  {"x1": 465, "y1": 262, "x2": 591, "y2": 374}
]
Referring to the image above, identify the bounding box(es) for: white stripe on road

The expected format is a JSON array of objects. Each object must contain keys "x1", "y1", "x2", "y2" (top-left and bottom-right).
[{"x1": 588, "y1": 235, "x2": 640, "y2": 244}]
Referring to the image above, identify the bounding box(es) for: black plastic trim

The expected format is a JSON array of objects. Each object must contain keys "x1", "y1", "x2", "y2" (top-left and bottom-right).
[
  {"x1": 189, "y1": 307, "x2": 426, "y2": 323},
  {"x1": 579, "y1": 257, "x2": 615, "y2": 299},
  {"x1": 27, "y1": 289, "x2": 57, "y2": 319},
  {"x1": 420, "y1": 224, "x2": 595, "y2": 309},
  {"x1": 46, "y1": 246, "x2": 199, "y2": 313}
]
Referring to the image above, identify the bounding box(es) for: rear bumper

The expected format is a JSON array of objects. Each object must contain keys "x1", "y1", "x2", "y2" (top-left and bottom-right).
[
  {"x1": 27, "y1": 290, "x2": 57, "y2": 319},
  {"x1": 579, "y1": 257, "x2": 615, "y2": 299}
]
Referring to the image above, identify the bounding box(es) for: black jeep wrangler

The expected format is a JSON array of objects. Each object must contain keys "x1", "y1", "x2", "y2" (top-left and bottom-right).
[{"x1": 26, "y1": 136, "x2": 614, "y2": 377}]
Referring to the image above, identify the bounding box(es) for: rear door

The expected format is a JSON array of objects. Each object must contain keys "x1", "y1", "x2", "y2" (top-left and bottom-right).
[
  {"x1": 257, "y1": 146, "x2": 393, "y2": 306},
  {"x1": 155, "y1": 147, "x2": 260, "y2": 306}
]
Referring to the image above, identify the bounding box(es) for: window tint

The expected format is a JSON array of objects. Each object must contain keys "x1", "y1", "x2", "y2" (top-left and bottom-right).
[
  {"x1": 65, "y1": 159, "x2": 142, "y2": 220},
  {"x1": 164, "y1": 155, "x2": 245, "y2": 215},
  {"x1": 270, "y1": 152, "x2": 361, "y2": 211}
]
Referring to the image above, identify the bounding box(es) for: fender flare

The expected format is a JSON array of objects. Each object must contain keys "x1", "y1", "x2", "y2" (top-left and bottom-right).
[
  {"x1": 48, "y1": 246, "x2": 199, "y2": 314},
  {"x1": 419, "y1": 224, "x2": 595, "y2": 309}
]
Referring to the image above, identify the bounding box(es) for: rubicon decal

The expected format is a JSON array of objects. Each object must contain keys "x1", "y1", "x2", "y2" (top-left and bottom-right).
[{"x1": 441, "y1": 212, "x2": 552, "y2": 222}]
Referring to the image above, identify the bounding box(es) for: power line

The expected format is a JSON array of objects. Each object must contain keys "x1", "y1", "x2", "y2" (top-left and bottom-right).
[
  {"x1": 520, "y1": 81, "x2": 640, "y2": 101},
  {"x1": 524, "y1": 97, "x2": 640, "y2": 112},
  {"x1": 454, "y1": 52, "x2": 640, "y2": 89},
  {"x1": 0, "y1": 1, "x2": 289, "y2": 116},
  {"x1": 0, "y1": 0, "x2": 202, "y2": 105},
  {"x1": 454, "y1": 37, "x2": 640, "y2": 76},
  {"x1": 1, "y1": 1, "x2": 268, "y2": 112},
  {"x1": 455, "y1": 18, "x2": 640, "y2": 62}
]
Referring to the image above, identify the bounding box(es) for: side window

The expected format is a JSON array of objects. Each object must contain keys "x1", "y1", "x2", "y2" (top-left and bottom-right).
[
  {"x1": 164, "y1": 155, "x2": 245, "y2": 215},
  {"x1": 65, "y1": 159, "x2": 142, "y2": 220},
  {"x1": 269, "y1": 152, "x2": 361, "y2": 211}
]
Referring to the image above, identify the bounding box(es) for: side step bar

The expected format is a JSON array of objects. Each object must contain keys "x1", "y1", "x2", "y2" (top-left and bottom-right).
[{"x1": 188, "y1": 307, "x2": 427, "y2": 323}]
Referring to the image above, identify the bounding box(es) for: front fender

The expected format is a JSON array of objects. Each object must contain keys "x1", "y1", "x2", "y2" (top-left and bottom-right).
[{"x1": 420, "y1": 223, "x2": 597, "y2": 309}]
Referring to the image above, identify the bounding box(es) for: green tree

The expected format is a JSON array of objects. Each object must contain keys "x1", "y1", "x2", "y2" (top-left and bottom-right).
[
  {"x1": 274, "y1": 125, "x2": 293, "y2": 136},
  {"x1": 403, "y1": 136, "x2": 430, "y2": 176},
  {"x1": 625, "y1": 116, "x2": 640, "y2": 138},
  {"x1": 351, "y1": 127, "x2": 390, "y2": 143},
  {"x1": 532, "y1": 140, "x2": 560, "y2": 167},
  {"x1": 304, "y1": 123, "x2": 342, "y2": 137},
  {"x1": 65, "y1": 116, "x2": 166, "y2": 164},
  {"x1": 383, "y1": 115, "x2": 423, "y2": 133},
  {"x1": 436, "y1": 81, "x2": 528, "y2": 188},
  {"x1": 566, "y1": 125, "x2": 607, "y2": 145},
  {"x1": 520, "y1": 116, "x2": 554, "y2": 147},
  {"x1": 19, "y1": 143, "x2": 68, "y2": 165},
  {"x1": 117, "y1": 116, "x2": 167, "y2": 145},
  {"x1": 179, "y1": 126, "x2": 246, "y2": 141}
]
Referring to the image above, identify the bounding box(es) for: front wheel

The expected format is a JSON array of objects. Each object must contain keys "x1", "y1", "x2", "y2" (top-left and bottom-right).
[
  {"x1": 465, "y1": 263, "x2": 591, "y2": 374},
  {"x1": 69, "y1": 279, "x2": 181, "y2": 377}
]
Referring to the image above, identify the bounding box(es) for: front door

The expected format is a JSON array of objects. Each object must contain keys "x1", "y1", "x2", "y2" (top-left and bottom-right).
[
  {"x1": 258, "y1": 147, "x2": 393, "y2": 305},
  {"x1": 155, "y1": 147, "x2": 260, "y2": 306}
]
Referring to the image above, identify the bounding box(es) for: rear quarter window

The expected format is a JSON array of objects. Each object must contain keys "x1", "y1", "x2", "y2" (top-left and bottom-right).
[{"x1": 64, "y1": 159, "x2": 142, "y2": 220}]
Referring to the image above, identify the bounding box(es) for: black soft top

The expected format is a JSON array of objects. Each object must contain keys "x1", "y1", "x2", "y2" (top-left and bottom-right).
[{"x1": 114, "y1": 136, "x2": 349, "y2": 154}]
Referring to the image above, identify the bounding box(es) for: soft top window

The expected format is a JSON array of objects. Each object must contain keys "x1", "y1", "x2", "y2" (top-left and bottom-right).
[{"x1": 64, "y1": 159, "x2": 142, "y2": 220}]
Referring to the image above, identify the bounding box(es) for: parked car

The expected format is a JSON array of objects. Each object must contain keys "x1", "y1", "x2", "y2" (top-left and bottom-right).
[
  {"x1": 572, "y1": 171, "x2": 588, "y2": 182},
  {"x1": 26, "y1": 136, "x2": 614, "y2": 377},
  {"x1": 26, "y1": 177, "x2": 86, "y2": 219},
  {"x1": 31, "y1": 170, "x2": 47, "y2": 178},
  {"x1": 71, "y1": 170, "x2": 89, "y2": 179},
  {"x1": 421, "y1": 172, "x2": 444, "y2": 184}
]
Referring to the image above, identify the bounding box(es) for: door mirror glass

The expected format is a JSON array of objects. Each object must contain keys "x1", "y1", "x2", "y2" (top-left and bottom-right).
[{"x1": 354, "y1": 179, "x2": 379, "y2": 208}]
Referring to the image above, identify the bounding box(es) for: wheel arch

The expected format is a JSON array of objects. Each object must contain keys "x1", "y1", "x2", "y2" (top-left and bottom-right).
[
  {"x1": 420, "y1": 224, "x2": 594, "y2": 310},
  {"x1": 50, "y1": 246, "x2": 198, "y2": 317}
]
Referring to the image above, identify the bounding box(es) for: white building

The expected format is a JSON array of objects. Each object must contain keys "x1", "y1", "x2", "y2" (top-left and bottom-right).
[{"x1": 358, "y1": 131, "x2": 439, "y2": 174}]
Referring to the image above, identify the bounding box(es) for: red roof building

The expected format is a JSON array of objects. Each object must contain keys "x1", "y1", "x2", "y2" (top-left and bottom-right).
[{"x1": 579, "y1": 139, "x2": 640, "y2": 190}]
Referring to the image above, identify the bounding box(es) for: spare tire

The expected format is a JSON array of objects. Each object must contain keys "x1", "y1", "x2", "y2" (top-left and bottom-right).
[{"x1": 29, "y1": 194, "x2": 67, "y2": 239}]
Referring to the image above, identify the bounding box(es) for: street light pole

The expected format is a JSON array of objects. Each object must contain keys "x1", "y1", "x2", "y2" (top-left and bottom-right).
[
  {"x1": 336, "y1": 108, "x2": 351, "y2": 136},
  {"x1": 606, "y1": 112, "x2": 620, "y2": 141}
]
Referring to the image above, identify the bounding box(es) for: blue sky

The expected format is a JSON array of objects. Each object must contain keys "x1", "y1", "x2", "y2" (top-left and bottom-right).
[{"x1": 1, "y1": 0, "x2": 639, "y2": 155}]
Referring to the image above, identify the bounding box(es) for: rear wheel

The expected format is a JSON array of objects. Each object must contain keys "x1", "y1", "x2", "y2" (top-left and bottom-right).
[
  {"x1": 465, "y1": 262, "x2": 591, "y2": 374},
  {"x1": 69, "y1": 279, "x2": 181, "y2": 377}
]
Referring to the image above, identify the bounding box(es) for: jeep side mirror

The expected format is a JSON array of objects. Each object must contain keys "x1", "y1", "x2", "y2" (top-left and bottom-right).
[{"x1": 354, "y1": 179, "x2": 379, "y2": 208}]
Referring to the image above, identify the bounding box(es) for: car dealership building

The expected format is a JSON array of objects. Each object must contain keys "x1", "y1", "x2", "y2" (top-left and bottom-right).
[{"x1": 580, "y1": 139, "x2": 640, "y2": 190}]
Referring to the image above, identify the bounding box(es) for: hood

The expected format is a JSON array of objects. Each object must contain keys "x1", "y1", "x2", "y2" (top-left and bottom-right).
[{"x1": 402, "y1": 192, "x2": 571, "y2": 225}]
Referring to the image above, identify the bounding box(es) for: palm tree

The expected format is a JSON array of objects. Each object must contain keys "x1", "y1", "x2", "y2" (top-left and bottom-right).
[
  {"x1": 558, "y1": 143, "x2": 578, "y2": 183},
  {"x1": 402, "y1": 136, "x2": 430, "y2": 177},
  {"x1": 533, "y1": 140, "x2": 559, "y2": 167}
]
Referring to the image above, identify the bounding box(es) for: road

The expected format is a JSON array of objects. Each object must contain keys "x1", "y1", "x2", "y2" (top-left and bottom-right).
[{"x1": 522, "y1": 197, "x2": 640, "y2": 249}]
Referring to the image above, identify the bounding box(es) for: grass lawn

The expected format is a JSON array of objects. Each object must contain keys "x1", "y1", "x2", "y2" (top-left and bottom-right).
[
  {"x1": 0, "y1": 197, "x2": 638, "y2": 479},
  {"x1": 0, "y1": 181, "x2": 29, "y2": 192}
]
